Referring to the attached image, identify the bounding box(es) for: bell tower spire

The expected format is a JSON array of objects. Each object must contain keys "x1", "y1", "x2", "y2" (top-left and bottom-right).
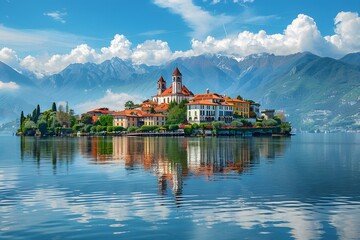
[{"x1": 172, "y1": 67, "x2": 182, "y2": 94}]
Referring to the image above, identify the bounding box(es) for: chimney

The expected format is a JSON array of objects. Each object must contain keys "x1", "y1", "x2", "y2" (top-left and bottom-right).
[{"x1": 206, "y1": 88, "x2": 209, "y2": 94}]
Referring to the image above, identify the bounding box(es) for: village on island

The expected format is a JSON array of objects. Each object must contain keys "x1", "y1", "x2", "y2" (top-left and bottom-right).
[{"x1": 17, "y1": 67, "x2": 292, "y2": 137}]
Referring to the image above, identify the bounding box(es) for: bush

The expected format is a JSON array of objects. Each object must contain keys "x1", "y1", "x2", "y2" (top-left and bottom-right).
[
  {"x1": 127, "y1": 126, "x2": 139, "y2": 133},
  {"x1": 184, "y1": 126, "x2": 193, "y2": 136},
  {"x1": 96, "y1": 125, "x2": 107, "y2": 132},
  {"x1": 192, "y1": 123, "x2": 199, "y2": 129},
  {"x1": 114, "y1": 126, "x2": 125, "y2": 132},
  {"x1": 90, "y1": 126, "x2": 97, "y2": 133},
  {"x1": 168, "y1": 124, "x2": 179, "y2": 131},
  {"x1": 82, "y1": 124, "x2": 92, "y2": 133},
  {"x1": 262, "y1": 119, "x2": 278, "y2": 126},
  {"x1": 107, "y1": 126, "x2": 114, "y2": 133},
  {"x1": 230, "y1": 120, "x2": 243, "y2": 127},
  {"x1": 255, "y1": 122, "x2": 262, "y2": 127},
  {"x1": 72, "y1": 124, "x2": 81, "y2": 133},
  {"x1": 140, "y1": 125, "x2": 158, "y2": 132}
]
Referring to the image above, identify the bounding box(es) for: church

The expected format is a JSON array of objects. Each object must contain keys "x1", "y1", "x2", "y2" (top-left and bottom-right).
[{"x1": 152, "y1": 67, "x2": 194, "y2": 104}]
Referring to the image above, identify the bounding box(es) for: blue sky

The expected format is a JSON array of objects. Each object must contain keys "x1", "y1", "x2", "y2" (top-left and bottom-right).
[{"x1": 0, "y1": 0, "x2": 359, "y2": 76}]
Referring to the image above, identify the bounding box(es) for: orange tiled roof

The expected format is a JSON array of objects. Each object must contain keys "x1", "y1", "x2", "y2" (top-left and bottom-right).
[
  {"x1": 144, "y1": 113, "x2": 167, "y2": 117},
  {"x1": 158, "y1": 85, "x2": 194, "y2": 97},
  {"x1": 191, "y1": 93, "x2": 223, "y2": 101},
  {"x1": 226, "y1": 98, "x2": 250, "y2": 104},
  {"x1": 154, "y1": 103, "x2": 169, "y2": 112},
  {"x1": 87, "y1": 107, "x2": 115, "y2": 115},
  {"x1": 173, "y1": 67, "x2": 182, "y2": 76},
  {"x1": 113, "y1": 109, "x2": 146, "y2": 117},
  {"x1": 187, "y1": 100, "x2": 217, "y2": 106}
]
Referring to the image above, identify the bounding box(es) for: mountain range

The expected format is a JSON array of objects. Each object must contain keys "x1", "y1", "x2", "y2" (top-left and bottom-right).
[{"x1": 0, "y1": 52, "x2": 359, "y2": 132}]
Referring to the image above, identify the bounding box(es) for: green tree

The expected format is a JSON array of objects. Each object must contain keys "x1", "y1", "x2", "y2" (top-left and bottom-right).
[
  {"x1": 36, "y1": 104, "x2": 41, "y2": 118},
  {"x1": 20, "y1": 111, "x2": 25, "y2": 131},
  {"x1": 37, "y1": 120, "x2": 47, "y2": 135},
  {"x1": 231, "y1": 119, "x2": 243, "y2": 127},
  {"x1": 51, "y1": 102, "x2": 57, "y2": 112},
  {"x1": 236, "y1": 95, "x2": 243, "y2": 100},
  {"x1": 168, "y1": 124, "x2": 179, "y2": 131},
  {"x1": 168, "y1": 101, "x2": 177, "y2": 110},
  {"x1": 127, "y1": 126, "x2": 138, "y2": 132},
  {"x1": 184, "y1": 126, "x2": 193, "y2": 136},
  {"x1": 199, "y1": 123, "x2": 209, "y2": 134},
  {"x1": 280, "y1": 122, "x2": 292, "y2": 134},
  {"x1": 81, "y1": 114, "x2": 93, "y2": 125},
  {"x1": 273, "y1": 116, "x2": 282, "y2": 126},
  {"x1": 56, "y1": 106, "x2": 71, "y2": 127},
  {"x1": 166, "y1": 100, "x2": 187, "y2": 125},
  {"x1": 98, "y1": 115, "x2": 113, "y2": 126},
  {"x1": 212, "y1": 121, "x2": 225, "y2": 134},
  {"x1": 150, "y1": 107, "x2": 156, "y2": 113},
  {"x1": 125, "y1": 100, "x2": 135, "y2": 109},
  {"x1": 262, "y1": 119, "x2": 278, "y2": 126}
]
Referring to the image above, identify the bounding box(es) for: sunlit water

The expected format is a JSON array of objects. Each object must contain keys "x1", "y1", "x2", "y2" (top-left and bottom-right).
[{"x1": 1, "y1": 134, "x2": 359, "y2": 239}]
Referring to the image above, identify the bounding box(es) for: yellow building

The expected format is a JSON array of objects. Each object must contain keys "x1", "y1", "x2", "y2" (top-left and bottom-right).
[
  {"x1": 143, "y1": 113, "x2": 166, "y2": 126},
  {"x1": 225, "y1": 98, "x2": 250, "y2": 118},
  {"x1": 113, "y1": 110, "x2": 166, "y2": 128},
  {"x1": 113, "y1": 109, "x2": 144, "y2": 128}
]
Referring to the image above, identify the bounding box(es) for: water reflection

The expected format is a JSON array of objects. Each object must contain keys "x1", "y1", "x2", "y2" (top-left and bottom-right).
[
  {"x1": 76, "y1": 136, "x2": 289, "y2": 195},
  {"x1": 20, "y1": 136, "x2": 75, "y2": 173},
  {"x1": 9, "y1": 135, "x2": 360, "y2": 239}
]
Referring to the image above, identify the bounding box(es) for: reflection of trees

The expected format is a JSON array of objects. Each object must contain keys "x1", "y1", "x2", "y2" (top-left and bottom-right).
[
  {"x1": 20, "y1": 136, "x2": 75, "y2": 173},
  {"x1": 81, "y1": 136, "x2": 289, "y2": 195},
  {"x1": 79, "y1": 137, "x2": 113, "y2": 162}
]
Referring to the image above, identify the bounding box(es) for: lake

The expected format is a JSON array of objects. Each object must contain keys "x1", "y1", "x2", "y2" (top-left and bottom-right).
[{"x1": 1, "y1": 134, "x2": 359, "y2": 239}]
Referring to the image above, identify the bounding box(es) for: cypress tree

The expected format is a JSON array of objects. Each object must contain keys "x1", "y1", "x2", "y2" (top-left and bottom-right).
[
  {"x1": 20, "y1": 111, "x2": 24, "y2": 131},
  {"x1": 52, "y1": 102, "x2": 57, "y2": 112},
  {"x1": 36, "y1": 104, "x2": 41, "y2": 118}
]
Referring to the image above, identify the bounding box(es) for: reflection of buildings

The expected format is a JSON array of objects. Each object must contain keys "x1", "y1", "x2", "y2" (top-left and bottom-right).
[
  {"x1": 80, "y1": 136, "x2": 289, "y2": 195},
  {"x1": 187, "y1": 138, "x2": 255, "y2": 176}
]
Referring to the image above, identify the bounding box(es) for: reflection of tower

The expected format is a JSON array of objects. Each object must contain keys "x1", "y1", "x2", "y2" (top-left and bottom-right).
[{"x1": 172, "y1": 163, "x2": 183, "y2": 195}]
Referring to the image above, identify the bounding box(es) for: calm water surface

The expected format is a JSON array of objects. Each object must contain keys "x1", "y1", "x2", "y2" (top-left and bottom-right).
[{"x1": 0, "y1": 134, "x2": 359, "y2": 239}]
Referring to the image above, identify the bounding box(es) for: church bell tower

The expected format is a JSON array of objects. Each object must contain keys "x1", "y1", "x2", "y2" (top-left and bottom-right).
[{"x1": 172, "y1": 67, "x2": 182, "y2": 94}]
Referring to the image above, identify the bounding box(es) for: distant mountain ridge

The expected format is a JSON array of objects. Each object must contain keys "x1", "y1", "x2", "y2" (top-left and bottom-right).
[{"x1": 1, "y1": 52, "x2": 359, "y2": 132}]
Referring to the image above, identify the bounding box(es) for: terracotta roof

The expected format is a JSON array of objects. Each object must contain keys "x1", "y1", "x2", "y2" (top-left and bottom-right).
[
  {"x1": 187, "y1": 100, "x2": 217, "y2": 106},
  {"x1": 87, "y1": 107, "x2": 115, "y2": 115},
  {"x1": 113, "y1": 109, "x2": 146, "y2": 117},
  {"x1": 157, "y1": 76, "x2": 166, "y2": 83},
  {"x1": 226, "y1": 98, "x2": 250, "y2": 104},
  {"x1": 173, "y1": 67, "x2": 182, "y2": 76},
  {"x1": 144, "y1": 113, "x2": 167, "y2": 117},
  {"x1": 158, "y1": 85, "x2": 194, "y2": 97},
  {"x1": 154, "y1": 103, "x2": 169, "y2": 112},
  {"x1": 191, "y1": 93, "x2": 222, "y2": 101}
]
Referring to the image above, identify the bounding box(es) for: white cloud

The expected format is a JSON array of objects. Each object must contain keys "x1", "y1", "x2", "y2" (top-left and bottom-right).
[
  {"x1": 74, "y1": 89, "x2": 145, "y2": 113},
  {"x1": 0, "y1": 47, "x2": 19, "y2": 67},
  {"x1": 325, "y1": 11, "x2": 360, "y2": 54},
  {"x1": 99, "y1": 34, "x2": 132, "y2": 62},
  {"x1": 132, "y1": 40, "x2": 172, "y2": 65},
  {"x1": 20, "y1": 44, "x2": 99, "y2": 76},
  {"x1": 153, "y1": 0, "x2": 233, "y2": 38},
  {"x1": 0, "y1": 81, "x2": 20, "y2": 91},
  {"x1": 44, "y1": 11, "x2": 67, "y2": 24}
]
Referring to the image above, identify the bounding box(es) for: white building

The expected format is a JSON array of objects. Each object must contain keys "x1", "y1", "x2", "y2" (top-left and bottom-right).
[{"x1": 187, "y1": 91, "x2": 233, "y2": 124}]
